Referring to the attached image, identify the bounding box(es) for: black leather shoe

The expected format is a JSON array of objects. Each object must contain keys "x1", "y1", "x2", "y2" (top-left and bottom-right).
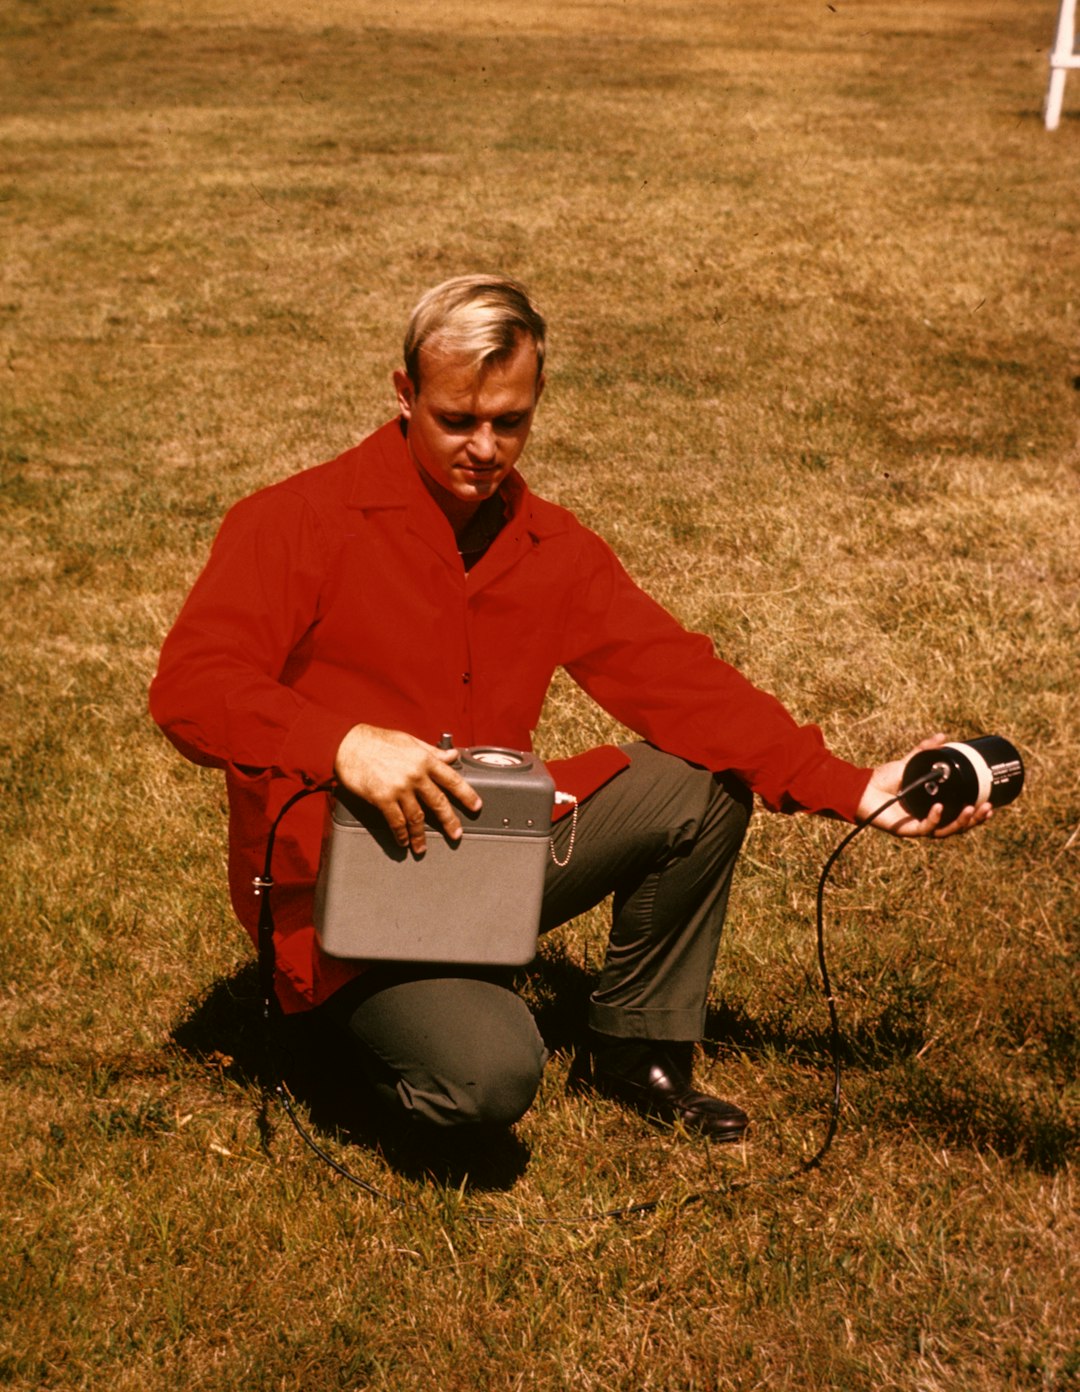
[{"x1": 590, "y1": 1038, "x2": 749, "y2": 1143}]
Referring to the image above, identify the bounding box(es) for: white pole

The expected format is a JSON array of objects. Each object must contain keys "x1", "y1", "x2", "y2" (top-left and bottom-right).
[{"x1": 1046, "y1": 0, "x2": 1079, "y2": 131}]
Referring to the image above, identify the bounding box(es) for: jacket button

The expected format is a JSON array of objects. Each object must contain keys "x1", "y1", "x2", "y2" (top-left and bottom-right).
[{"x1": 462, "y1": 672, "x2": 471, "y2": 684}]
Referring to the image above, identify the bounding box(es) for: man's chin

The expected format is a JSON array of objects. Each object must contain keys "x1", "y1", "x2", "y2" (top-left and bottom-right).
[{"x1": 455, "y1": 472, "x2": 503, "y2": 497}]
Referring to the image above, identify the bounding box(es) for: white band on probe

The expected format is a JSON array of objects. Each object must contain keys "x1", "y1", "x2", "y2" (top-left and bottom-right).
[{"x1": 942, "y1": 740, "x2": 992, "y2": 806}]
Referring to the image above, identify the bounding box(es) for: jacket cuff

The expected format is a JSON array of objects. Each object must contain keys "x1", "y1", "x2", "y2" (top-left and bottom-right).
[{"x1": 806, "y1": 755, "x2": 873, "y2": 822}]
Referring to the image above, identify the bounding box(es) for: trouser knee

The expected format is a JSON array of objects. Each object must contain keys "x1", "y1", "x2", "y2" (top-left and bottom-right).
[
  {"x1": 406, "y1": 1049, "x2": 544, "y2": 1130},
  {"x1": 325, "y1": 970, "x2": 548, "y2": 1132}
]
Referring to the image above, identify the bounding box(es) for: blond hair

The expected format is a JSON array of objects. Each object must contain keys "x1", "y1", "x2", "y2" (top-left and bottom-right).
[{"x1": 403, "y1": 274, "x2": 546, "y2": 388}]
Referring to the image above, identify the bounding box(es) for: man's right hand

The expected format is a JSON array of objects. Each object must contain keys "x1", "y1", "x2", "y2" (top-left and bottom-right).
[{"x1": 333, "y1": 724, "x2": 481, "y2": 856}]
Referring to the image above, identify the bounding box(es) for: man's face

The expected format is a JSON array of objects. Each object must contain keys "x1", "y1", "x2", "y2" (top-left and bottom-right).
[{"x1": 393, "y1": 334, "x2": 544, "y2": 522}]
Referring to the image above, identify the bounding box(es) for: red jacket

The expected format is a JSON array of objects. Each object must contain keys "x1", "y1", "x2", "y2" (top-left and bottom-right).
[{"x1": 150, "y1": 420, "x2": 871, "y2": 1011}]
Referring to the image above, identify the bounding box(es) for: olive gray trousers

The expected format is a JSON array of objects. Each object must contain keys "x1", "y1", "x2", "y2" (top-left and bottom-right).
[{"x1": 322, "y1": 743, "x2": 751, "y2": 1129}]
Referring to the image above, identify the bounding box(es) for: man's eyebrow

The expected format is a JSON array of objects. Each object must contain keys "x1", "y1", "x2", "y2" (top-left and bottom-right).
[{"x1": 437, "y1": 409, "x2": 529, "y2": 425}]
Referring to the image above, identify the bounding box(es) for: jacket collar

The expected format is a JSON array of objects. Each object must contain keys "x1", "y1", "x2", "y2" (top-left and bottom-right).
[{"x1": 345, "y1": 417, "x2": 569, "y2": 545}]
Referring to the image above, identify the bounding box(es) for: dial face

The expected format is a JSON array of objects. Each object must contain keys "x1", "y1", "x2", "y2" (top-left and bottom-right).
[{"x1": 469, "y1": 749, "x2": 525, "y2": 768}]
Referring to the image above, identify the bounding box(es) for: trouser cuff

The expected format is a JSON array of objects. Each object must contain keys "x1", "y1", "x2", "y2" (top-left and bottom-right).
[{"x1": 587, "y1": 1001, "x2": 704, "y2": 1041}]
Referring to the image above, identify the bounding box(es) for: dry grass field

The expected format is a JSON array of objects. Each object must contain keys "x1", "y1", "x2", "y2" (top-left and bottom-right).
[{"x1": 2, "y1": 0, "x2": 1079, "y2": 1388}]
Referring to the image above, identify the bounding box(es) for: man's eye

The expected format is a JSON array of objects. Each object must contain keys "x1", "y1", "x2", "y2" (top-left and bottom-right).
[
  {"x1": 496, "y1": 415, "x2": 525, "y2": 430},
  {"x1": 440, "y1": 416, "x2": 473, "y2": 430}
]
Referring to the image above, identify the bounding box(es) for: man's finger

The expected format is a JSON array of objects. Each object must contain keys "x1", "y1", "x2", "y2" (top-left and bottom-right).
[
  {"x1": 402, "y1": 799, "x2": 429, "y2": 855},
  {"x1": 417, "y1": 780, "x2": 464, "y2": 842},
  {"x1": 933, "y1": 802, "x2": 991, "y2": 838},
  {"x1": 429, "y1": 758, "x2": 482, "y2": 812},
  {"x1": 382, "y1": 805, "x2": 411, "y2": 849}
]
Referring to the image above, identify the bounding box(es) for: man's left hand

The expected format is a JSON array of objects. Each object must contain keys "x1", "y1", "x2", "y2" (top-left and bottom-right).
[{"x1": 857, "y1": 733, "x2": 994, "y2": 837}]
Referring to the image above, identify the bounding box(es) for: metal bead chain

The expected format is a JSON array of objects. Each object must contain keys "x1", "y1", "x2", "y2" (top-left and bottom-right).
[{"x1": 549, "y1": 796, "x2": 579, "y2": 868}]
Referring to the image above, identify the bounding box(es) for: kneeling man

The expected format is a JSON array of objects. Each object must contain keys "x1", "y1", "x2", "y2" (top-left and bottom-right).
[{"x1": 150, "y1": 275, "x2": 988, "y2": 1142}]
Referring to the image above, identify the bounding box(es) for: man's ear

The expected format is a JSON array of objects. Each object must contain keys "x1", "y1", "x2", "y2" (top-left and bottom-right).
[
  {"x1": 392, "y1": 368, "x2": 415, "y2": 420},
  {"x1": 535, "y1": 370, "x2": 546, "y2": 405}
]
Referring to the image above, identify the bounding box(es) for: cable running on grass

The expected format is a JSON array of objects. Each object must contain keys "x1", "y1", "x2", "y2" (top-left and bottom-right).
[{"x1": 252, "y1": 770, "x2": 942, "y2": 1223}]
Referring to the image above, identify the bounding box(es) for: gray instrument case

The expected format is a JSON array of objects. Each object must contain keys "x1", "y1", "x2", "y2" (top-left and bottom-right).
[{"x1": 313, "y1": 747, "x2": 556, "y2": 966}]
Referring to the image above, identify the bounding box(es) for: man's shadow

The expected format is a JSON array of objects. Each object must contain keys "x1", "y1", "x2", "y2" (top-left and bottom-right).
[
  {"x1": 169, "y1": 964, "x2": 530, "y2": 1193},
  {"x1": 170, "y1": 941, "x2": 918, "y2": 1195}
]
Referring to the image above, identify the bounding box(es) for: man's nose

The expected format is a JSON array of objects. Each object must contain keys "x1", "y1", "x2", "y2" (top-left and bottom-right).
[{"x1": 468, "y1": 422, "x2": 497, "y2": 461}]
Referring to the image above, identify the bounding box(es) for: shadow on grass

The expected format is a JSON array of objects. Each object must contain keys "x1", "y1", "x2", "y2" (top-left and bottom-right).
[
  {"x1": 703, "y1": 991, "x2": 929, "y2": 1071},
  {"x1": 169, "y1": 961, "x2": 532, "y2": 1195},
  {"x1": 171, "y1": 943, "x2": 1077, "y2": 1178},
  {"x1": 522, "y1": 939, "x2": 936, "y2": 1072}
]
